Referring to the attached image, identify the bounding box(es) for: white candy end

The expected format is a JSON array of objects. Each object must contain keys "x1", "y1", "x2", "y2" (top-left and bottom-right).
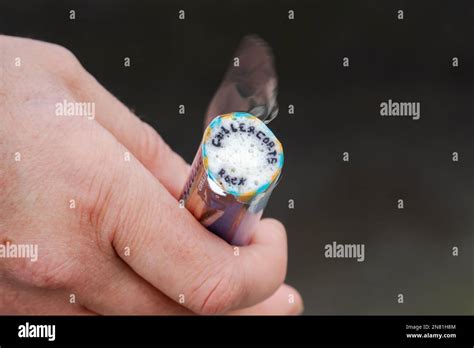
[{"x1": 203, "y1": 112, "x2": 283, "y2": 197}]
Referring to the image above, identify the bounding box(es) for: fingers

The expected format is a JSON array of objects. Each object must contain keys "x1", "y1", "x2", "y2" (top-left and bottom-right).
[
  {"x1": 103, "y1": 148, "x2": 288, "y2": 314},
  {"x1": 74, "y1": 251, "x2": 191, "y2": 315},
  {"x1": 69, "y1": 70, "x2": 190, "y2": 198},
  {"x1": 230, "y1": 284, "x2": 303, "y2": 315},
  {"x1": 59, "y1": 58, "x2": 290, "y2": 315}
]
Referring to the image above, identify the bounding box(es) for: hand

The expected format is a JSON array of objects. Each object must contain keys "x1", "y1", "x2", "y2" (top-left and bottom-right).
[{"x1": 0, "y1": 35, "x2": 303, "y2": 315}]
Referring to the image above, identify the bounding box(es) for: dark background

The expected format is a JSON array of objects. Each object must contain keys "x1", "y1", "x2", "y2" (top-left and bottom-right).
[{"x1": 1, "y1": 0, "x2": 472, "y2": 314}]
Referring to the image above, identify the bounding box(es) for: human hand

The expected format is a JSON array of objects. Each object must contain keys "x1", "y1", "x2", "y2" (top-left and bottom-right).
[{"x1": 0, "y1": 35, "x2": 303, "y2": 315}]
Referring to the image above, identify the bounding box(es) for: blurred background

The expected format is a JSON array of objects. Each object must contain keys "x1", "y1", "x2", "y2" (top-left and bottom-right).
[{"x1": 1, "y1": 0, "x2": 472, "y2": 314}]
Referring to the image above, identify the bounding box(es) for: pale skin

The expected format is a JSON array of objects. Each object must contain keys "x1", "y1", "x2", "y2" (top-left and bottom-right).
[{"x1": 0, "y1": 36, "x2": 303, "y2": 315}]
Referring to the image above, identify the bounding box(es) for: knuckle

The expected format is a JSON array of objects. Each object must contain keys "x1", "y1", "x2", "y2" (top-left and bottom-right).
[
  {"x1": 60, "y1": 137, "x2": 124, "y2": 251},
  {"x1": 109, "y1": 199, "x2": 151, "y2": 264},
  {"x1": 76, "y1": 164, "x2": 124, "y2": 251},
  {"x1": 266, "y1": 218, "x2": 287, "y2": 238},
  {"x1": 270, "y1": 218, "x2": 286, "y2": 232},
  {"x1": 40, "y1": 43, "x2": 87, "y2": 89},
  {"x1": 187, "y1": 260, "x2": 244, "y2": 315},
  {"x1": 80, "y1": 170, "x2": 116, "y2": 231},
  {"x1": 46, "y1": 43, "x2": 82, "y2": 74},
  {"x1": 75, "y1": 156, "x2": 150, "y2": 260}
]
